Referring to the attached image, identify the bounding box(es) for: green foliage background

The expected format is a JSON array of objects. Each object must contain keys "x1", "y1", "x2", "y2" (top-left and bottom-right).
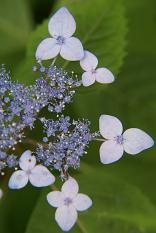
[{"x1": 0, "y1": 0, "x2": 156, "y2": 232}]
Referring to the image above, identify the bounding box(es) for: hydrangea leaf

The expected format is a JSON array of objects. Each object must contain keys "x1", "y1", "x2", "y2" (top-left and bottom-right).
[
  {"x1": 0, "y1": 185, "x2": 40, "y2": 233},
  {"x1": 15, "y1": 0, "x2": 127, "y2": 87},
  {"x1": 25, "y1": 167, "x2": 156, "y2": 233},
  {"x1": 72, "y1": 0, "x2": 156, "y2": 208}
]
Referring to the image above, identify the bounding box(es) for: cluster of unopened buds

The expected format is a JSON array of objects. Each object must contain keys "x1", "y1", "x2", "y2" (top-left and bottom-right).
[{"x1": 0, "y1": 7, "x2": 154, "y2": 232}]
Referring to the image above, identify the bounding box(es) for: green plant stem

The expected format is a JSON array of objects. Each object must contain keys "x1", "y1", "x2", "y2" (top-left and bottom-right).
[
  {"x1": 94, "y1": 138, "x2": 105, "y2": 142},
  {"x1": 23, "y1": 138, "x2": 38, "y2": 147},
  {"x1": 51, "y1": 56, "x2": 58, "y2": 66},
  {"x1": 77, "y1": 219, "x2": 89, "y2": 233}
]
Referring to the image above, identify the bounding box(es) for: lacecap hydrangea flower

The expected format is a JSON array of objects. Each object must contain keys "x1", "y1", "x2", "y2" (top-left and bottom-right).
[
  {"x1": 9, "y1": 150, "x2": 55, "y2": 189},
  {"x1": 99, "y1": 115, "x2": 154, "y2": 164},
  {"x1": 0, "y1": 5, "x2": 154, "y2": 233},
  {"x1": 80, "y1": 51, "x2": 115, "y2": 86},
  {"x1": 36, "y1": 7, "x2": 84, "y2": 61},
  {"x1": 47, "y1": 177, "x2": 92, "y2": 231}
]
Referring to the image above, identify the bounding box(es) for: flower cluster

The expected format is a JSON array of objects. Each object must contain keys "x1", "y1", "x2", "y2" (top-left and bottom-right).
[
  {"x1": 0, "y1": 66, "x2": 26, "y2": 152},
  {"x1": 0, "y1": 151, "x2": 18, "y2": 174},
  {"x1": 0, "y1": 6, "x2": 154, "y2": 233},
  {"x1": 33, "y1": 64, "x2": 81, "y2": 113},
  {"x1": 0, "y1": 65, "x2": 44, "y2": 174},
  {"x1": 36, "y1": 116, "x2": 98, "y2": 178},
  {"x1": 0, "y1": 62, "x2": 81, "y2": 174},
  {"x1": 0, "y1": 65, "x2": 48, "y2": 153}
]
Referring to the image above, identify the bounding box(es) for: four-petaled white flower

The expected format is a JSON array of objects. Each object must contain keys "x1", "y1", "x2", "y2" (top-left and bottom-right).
[
  {"x1": 80, "y1": 50, "x2": 115, "y2": 87},
  {"x1": 36, "y1": 7, "x2": 84, "y2": 61},
  {"x1": 99, "y1": 115, "x2": 154, "y2": 164},
  {"x1": 47, "y1": 177, "x2": 92, "y2": 232},
  {"x1": 8, "y1": 150, "x2": 55, "y2": 189},
  {"x1": 0, "y1": 189, "x2": 3, "y2": 199}
]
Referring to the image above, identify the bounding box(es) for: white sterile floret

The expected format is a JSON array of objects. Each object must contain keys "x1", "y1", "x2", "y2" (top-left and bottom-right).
[
  {"x1": 0, "y1": 189, "x2": 3, "y2": 199},
  {"x1": 80, "y1": 51, "x2": 115, "y2": 87},
  {"x1": 47, "y1": 177, "x2": 92, "y2": 231},
  {"x1": 36, "y1": 7, "x2": 84, "y2": 61},
  {"x1": 99, "y1": 115, "x2": 154, "y2": 164},
  {"x1": 8, "y1": 150, "x2": 55, "y2": 189}
]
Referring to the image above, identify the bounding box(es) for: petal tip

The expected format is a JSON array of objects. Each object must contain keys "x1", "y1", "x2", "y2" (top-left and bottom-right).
[
  {"x1": 96, "y1": 68, "x2": 115, "y2": 84},
  {"x1": 123, "y1": 128, "x2": 155, "y2": 155},
  {"x1": 48, "y1": 7, "x2": 76, "y2": 38},
  {"x1": 80, "y1": 50, "x2": 98, "y2": 71}
]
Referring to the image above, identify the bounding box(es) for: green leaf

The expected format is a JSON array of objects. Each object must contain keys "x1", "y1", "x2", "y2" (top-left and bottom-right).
[
  {"x1": 25, "y1": 167, "x2": 156, "y2": 233},
  {"x1": 125, "y1": 0, "x2": 156, "y2": 56},
  {"x1": 72, "y1": 0, "x2": 156, "y2": 212},
  {"x1": 0, "y1": 0, "x2": 32, "y2": 68},
  {"x1": 2, "y1": 1, "x2": 156, "y2": 233},
  {"x1": 0, "y1": 185, "x2": 40, "y2": 233},
  {"x1": 15, "y1": 0, "x2": 127, "y2": 85}
]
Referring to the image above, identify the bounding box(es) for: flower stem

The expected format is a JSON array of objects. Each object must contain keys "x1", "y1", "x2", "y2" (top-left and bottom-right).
[
  {"x1": 23, "y1": 138, "x2": 38, "y2": 147},
  {"x1": 51, "y1": 184, "x2": 58, "y2": 191},
  {"x1": 51, "y1": 56, "x2": 58, "y2": 66},
  {"x1": 23, "y1": 138, "x2": 48, "y2": 149},
  {"x1": 94, "y1": 138, "x2": 105, "y2": 142},
  {"x1": 77, "y1": 219, "x2": 89, "y2": 233}
]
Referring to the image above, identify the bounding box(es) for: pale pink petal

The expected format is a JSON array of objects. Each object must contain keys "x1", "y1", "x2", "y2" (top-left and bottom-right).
[
  {"x1": 19, "y1": 150, "x2": 36, "y2": 171},
  {"x1": 55, "y1": 205, "x2": 77, "y2": 231},
  {"x1": 35, "y1": 38, "x2": 60, "y2": 60},
  {"x1": 80, "y1": 51, "x2": 98, "y2": 71},
  {"x1": 60, "y1": 37, "x2": 84, "y2": 61},
  {"x1": 123, "y1": 128, "x2": 154, "y2": 155},
  {"x1": 48, "y1": 7, "x2": 76, "y2": 38},
  {"x1": 62, "y1": 178, "x2": 79, "y2": 198},
  {"x1": 100, "y1": 140, "x2": 124, "y2": 164},
  {"x1": 82, "y1": 71, "x2": 96, "y2": 87},
  {"x1": 8, "y1": 170, "x2": 28, "y2": 189},
  {"x1": 95, "y1": 68, "x2": 115, "y2": 83},
  {"x1": 99, "y1": 115, "x2": 123, "y2": 139},
  {"x1": 47, "y1": 191, "x2": 64, "y2": 207},
  {"x1": 29, "y1": 165, "x2": 55, "y2": 187},
  {"x1": 74, "y1": 193, "x2": 92, "y2": 211}
]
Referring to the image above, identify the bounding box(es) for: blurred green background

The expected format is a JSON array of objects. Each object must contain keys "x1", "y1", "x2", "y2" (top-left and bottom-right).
[{"x1": 0, "y1": 0, "x2": 156, "y2": 232}]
